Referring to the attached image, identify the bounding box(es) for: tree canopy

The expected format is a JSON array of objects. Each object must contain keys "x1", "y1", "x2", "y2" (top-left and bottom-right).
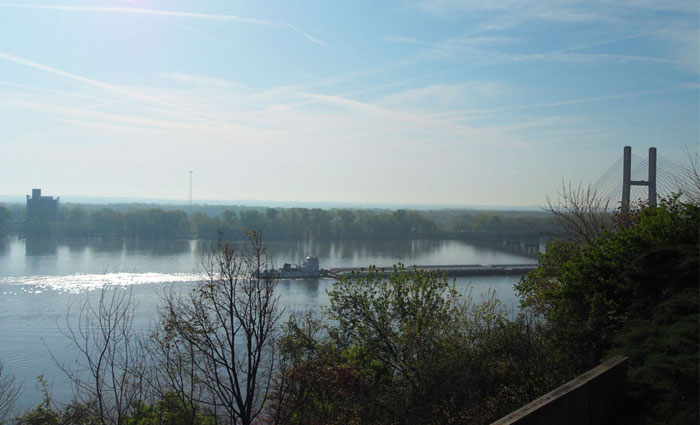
[
  {"x1": 275, "y1": 267, "x2": 566, "y2": 425},
  {"x1": 516, "y1": 195, "x2": 699, "y2": 423}
]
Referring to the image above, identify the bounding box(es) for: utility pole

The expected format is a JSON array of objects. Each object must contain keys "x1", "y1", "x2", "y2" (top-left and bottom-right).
[{"x1": 621, "y1": 146, "x2": 657, "y2": 213}]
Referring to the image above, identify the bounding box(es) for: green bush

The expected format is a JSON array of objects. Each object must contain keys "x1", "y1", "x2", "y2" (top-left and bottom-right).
[
  {"x1": 276, "y1": 266, "x2": 567, "y2": 425},
  {"x1": 126, "y1": 393, "x2": 215, "y2": 425},
  {"x1": 516, "y1": 196, "x2": 699, "y2": 422}
]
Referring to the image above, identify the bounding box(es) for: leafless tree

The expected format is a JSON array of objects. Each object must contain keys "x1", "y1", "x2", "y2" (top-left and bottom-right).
[
  {"x1": 159, "y1": 231, "x2": 282, "y2": 425},
  {"x1": 54, "y1": 286, "x2": 147, "y2": 425},
  {"x1": 146, "y1": 310, "x2": 209, "y2": 425},
  {"x1": 0, "y1": 362, "x2": 20, "y2": 424},
  {"x1": 678, "y1": 146, "x2": 700, "y2": 203},
  {"x1": 546, "y1": 181, "x2": 613, "y2": 245}
]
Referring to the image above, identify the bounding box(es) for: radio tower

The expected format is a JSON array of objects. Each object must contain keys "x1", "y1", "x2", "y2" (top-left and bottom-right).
[{"x1": 188, "y1": 171, "x2": 193, "y2": 210}]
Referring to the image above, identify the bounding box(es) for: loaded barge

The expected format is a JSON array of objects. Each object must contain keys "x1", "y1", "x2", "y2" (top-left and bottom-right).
[
  {"x1": 325, "y1": 264, "x2": 537, "y2": 279},
  {"x1": 262, "y1": 257, "x2": 536, "y2": 279}
]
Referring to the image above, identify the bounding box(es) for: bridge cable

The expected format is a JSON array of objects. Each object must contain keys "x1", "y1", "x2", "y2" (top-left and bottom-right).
[
  {"x1": 592, "y1": 156, "x2": 625, "y2": 206},
  {"x1": 592, "y1": 156, "x2": 623, "y2": 191}
]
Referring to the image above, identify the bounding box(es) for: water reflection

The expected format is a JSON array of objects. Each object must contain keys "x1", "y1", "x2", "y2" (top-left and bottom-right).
[
  {"x1": 25, "y1": 236, "x2": 58, "y2": 256},
  {"x1": 122, "y1": 238, "x2": 193, "y2": 256},
  {"x1": 5, "y1": 237, "x2": 535, "y2": 282},
  {"x1": 263, "y1": 240, "x2": 465, "y2": 267},
  {"x1": 182, "y1": 239, "x2": 462, "y2": 268},
  {"x1": 67, "y1": 241, "x2": 88, "y2": 254},
  {"x1": 16, "y1": 237, "x2": 541, "y2": 264},
  {"x1": 88, "y1": 237, "x2": 126, "y2": 254}
]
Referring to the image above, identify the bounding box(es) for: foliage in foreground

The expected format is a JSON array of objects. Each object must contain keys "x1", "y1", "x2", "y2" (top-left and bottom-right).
[
  {"x1": 125, "y1": 393, "x2": 216, "y2": 425},
  {"x1": 16, "y1": 387, "x2": 215, "y2": 425},
  {"x1": 275, "y1": 266, "x2": 567, "y2": 425},
  {"x1": 516, "y1": 196, "x2": 699, "y2": 424}
]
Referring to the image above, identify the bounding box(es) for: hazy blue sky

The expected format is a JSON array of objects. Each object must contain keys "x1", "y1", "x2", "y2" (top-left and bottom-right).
[{"x1": 0, "y1": 0, "x2": 697, "y2": 206}]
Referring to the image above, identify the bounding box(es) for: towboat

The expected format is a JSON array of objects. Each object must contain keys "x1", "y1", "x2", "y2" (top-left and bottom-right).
[{"x1": 260, "y1": 256, "x2": 320, "y2": 279}]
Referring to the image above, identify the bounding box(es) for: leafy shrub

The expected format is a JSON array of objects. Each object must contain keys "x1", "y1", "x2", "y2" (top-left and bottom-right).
[{"x1": 276, "y1": 266, "x2": 567, "y2": 425}]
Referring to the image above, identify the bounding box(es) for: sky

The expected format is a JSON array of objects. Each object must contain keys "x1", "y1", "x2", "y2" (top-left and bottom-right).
[{"x1": 0, "y1": 0, "x2": 697, "y2": 207}]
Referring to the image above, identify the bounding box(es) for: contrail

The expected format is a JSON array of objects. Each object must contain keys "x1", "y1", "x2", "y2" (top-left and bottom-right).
[
  {"x1": 0, "y1": 3, "x2": 326, "y2": 46},
  {"x1": 546, "y1": 86, "x2": 692, "y2": 107},
  {"x1": 438, "y1": 86, "x2": 696, "y2": 122},
  {"x1": 554, "y1": 24, "x2": 697, "y2": 54},
  {"x1": 0, "y1": 50, "x2": 239, "y2": 127}
]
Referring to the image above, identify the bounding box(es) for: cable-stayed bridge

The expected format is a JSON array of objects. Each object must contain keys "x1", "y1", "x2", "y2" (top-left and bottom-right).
[{"x1": 591, "y1": 146, "x2": 691, "y2": 211}]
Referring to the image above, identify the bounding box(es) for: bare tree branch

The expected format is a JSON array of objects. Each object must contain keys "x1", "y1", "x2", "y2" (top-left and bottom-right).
[
  {"x1": 0, "y1": 362, "x2": 20, "y2": 424},
  {"x1": 546, "y1": 181, "x2": 613, "y2": 245},
  {"x1": 677, "y1": 146, "x2": 700, "y2": 203},
  {"x1": 52, "y1": 286, "x2": 147, "y2": 425},
  {"x1": 157, "y1": 231, "x2": 283, "y2": 425}
]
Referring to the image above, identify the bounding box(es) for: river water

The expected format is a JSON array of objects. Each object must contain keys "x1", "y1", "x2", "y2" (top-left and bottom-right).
[{"x1": 0, "y1": 236, "x2": 536, "y2": 409}]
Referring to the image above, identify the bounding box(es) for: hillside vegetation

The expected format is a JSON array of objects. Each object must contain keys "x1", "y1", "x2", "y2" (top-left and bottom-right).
[{"x1": 516, "y1": 195, "x2": 699, "y2": 424}]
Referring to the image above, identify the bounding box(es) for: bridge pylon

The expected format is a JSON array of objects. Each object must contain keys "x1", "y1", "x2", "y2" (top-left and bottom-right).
[{"x1": 622, "y1": 146, "x2": 657, "y2": 213}]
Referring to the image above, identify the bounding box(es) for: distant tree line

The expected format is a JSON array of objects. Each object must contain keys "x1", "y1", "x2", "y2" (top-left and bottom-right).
[
  {"x1": 2, "y1": 202, "x2": 559, "y2": 240},
  {"x1": 429, "y1": 209, "x2": 557, "y2": 234}
]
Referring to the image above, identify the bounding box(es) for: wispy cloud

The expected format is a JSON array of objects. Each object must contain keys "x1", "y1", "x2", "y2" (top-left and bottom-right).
[
  {"x1": 376, "y1": 82, "x2": 510, "y2": 111},
  {"x1": 614, "y1": 0, "x2": 699, "y2": 13},
  {"x1": 161, "y1": 72, "x2": 240, "y2": 88},
  {"x1": 295, "y1": 91, "x2": 508, "y2": 146},
  {"x1": 406, "y1": 40, "x2": 684, "y2": 66},
  {"x1": 555, "y1": 25, "x2": 695, "y2": 54},
  {"x1": 436, "y1": 85, "x2": 696, "y2": 122},
  {"x1": 0, "y1": 80, "x2": 126, "y2": 104},
  {"x1": 383, "y1": 35, "x2": 430, "y2": 45},
  {"x1": 0, "y1": 97, "x2": 197, "y2": 134},
  {"x1": 493, "y1": 51, "x2": 684, "y2": 66},
  {"x1": 385, "y1": 24, "x2": 683, "y2": 67},
  {"x1": 385, "y1": 33, "x2": 516, "y2": 50},
  {"x1": 416, "y1": 0, "x2": 698, "y2": 29},
  {"x1": 387, "y1": 0, "x2": 697, "y2": 80},
  {"x1": 0, "y1": 50, "x2": 258, "y2": 129},
  {"x1": 653, "y1": 24, "x2": 700, "y2": 73},
  {"x1": 416, "y1": 0, "x2": 604, "y2": 23},
  {"x1": 299, "y1": 92, "x2": 389, "y2": 116},
  {"x1": 0, "y1": 3, "x2": 326, "y2": 46},
  {"x1": 546, "y1": 86, "x2": 694, "y2": 107}
]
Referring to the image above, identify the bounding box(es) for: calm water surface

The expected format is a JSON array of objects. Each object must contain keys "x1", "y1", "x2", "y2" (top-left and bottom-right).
[{"x1": 0, "y1": 237, "x2": 535, "y2": 409}]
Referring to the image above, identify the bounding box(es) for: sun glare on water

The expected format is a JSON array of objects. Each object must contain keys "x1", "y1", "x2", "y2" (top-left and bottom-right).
[{"x1": 0, "y1": 272, "x2": 201, "y2": 294}]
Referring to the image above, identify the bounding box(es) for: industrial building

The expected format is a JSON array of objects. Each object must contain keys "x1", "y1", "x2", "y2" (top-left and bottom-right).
[{"x1": 26, "y1": 188, "x2": 59, "y2": 222}]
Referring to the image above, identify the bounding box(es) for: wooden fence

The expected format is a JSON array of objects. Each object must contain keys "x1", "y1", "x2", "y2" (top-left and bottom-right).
[{"x1": 491, "y1": 355, "x2": 629, "y2": 425}]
